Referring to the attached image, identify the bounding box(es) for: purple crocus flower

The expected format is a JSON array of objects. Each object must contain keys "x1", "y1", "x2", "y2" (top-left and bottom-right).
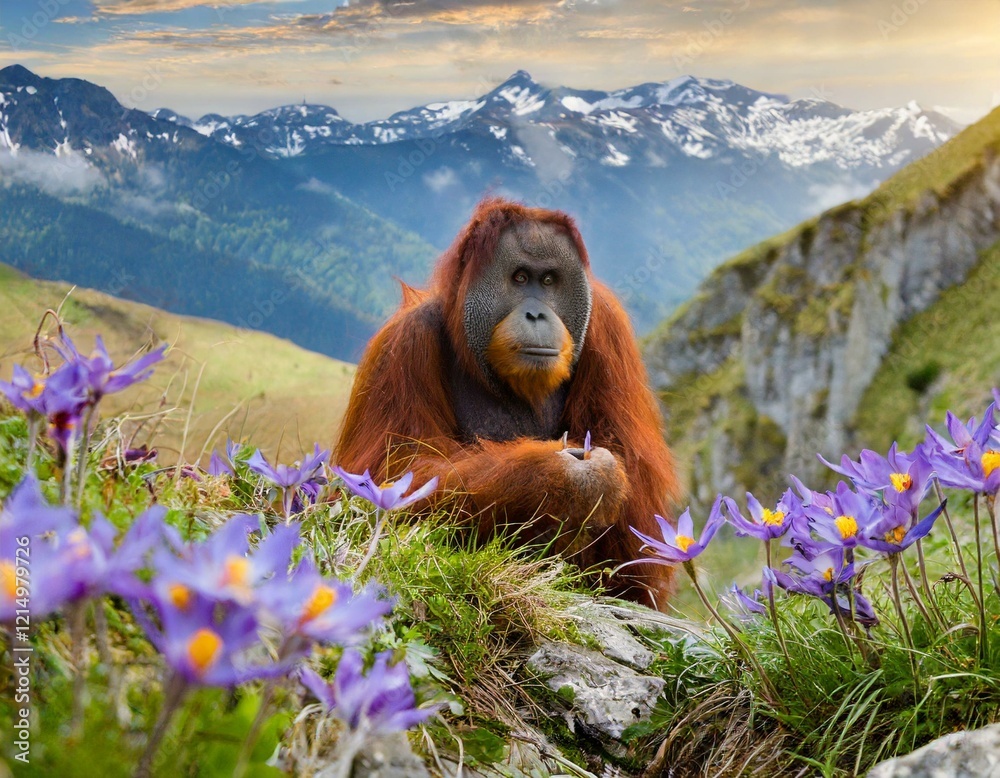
[
  {"x1": 818, "y1": 443, "x2": 933, "y2": 516},
  {"x1": 158, "y1": 518, "x2": 299, "y2": 607},
  {"x1": 333, "y1": 468, "x2": 438, "y2": 512},
  {"x1": 822, "y1": 590, "x2": 879, "y2": 627},
  {"x1": 804, "y1": 482, "x2": 884, "y2": 551},
  {"x1": 300, "y1": 650, "x2": 433, "y2": 734},
  {"x1": 626, "y1": 496, "x2": 725, "y2": 566},
  {"x1": 39, "y1": 507, "x2": 171, "y2": 615},
  {"x1": 727, "y1": 583, "x2": 767, "y2": 618},
  {"x1": 56, "y1": 333, "x2": 166, "y2": 403},
  {"x1": 36, "y1": 363, "x2": 90, "y2": 455},
  {"x1": 0, "y1": 477, "x2": 78, "y2": 621},
  {"x1": 924, "y1": 400, "x2": 1000, "y2": 495},
  {"x1": 859, "y1": 500, "x2": 946, "y2": 555},
  {"x1": 207, "y1": 439, "x2": 242, "y2": 476},
  {"x1": 773, "y1": 545, "x2": 854, "y2": 599},
  {"x1": 723, "y1": 490, "x2": 796, "y2": 541},
  {"x1": 769, "y1": 545, "x2": 879, "y2": 625},
  {"x1": 207, "y1": 451, "x2": 233, "y2": 477},
  {"x1": 248, "y1": 445, "x2": 330, "y2": 517},
  {"x1": 146, "y1": 593, "x2": 274, "y2": 687},
  {"x1": 257, "y1": 557, "x2": 393, "y2": 646},
  {"x1": 0, "y1": 365, "x2": 49, "y2": 416},
  {"x1": 0, "y1": 476, "x2": 78, "y2": 536},
  {"x1": 1, "y1": 479, "x2": 169, "y2": 619}
]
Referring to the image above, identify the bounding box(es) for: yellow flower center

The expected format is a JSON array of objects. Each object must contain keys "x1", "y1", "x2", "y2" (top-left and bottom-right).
[
  {"x1": 222, "y1": 556, "x2": 251, "y2": 587},
  {"x1": 2, "y1": 562, "x2": 16, "y2": 601},
  {"x1": 761, "y1": 508, "x2": 785, "y2": 526},
  {"x1": 889, "y1": 472, "x2": 913, "y2": 492},
  {"x1": 823, "y1": 567, "x2": 834, "y2": 582},
  {"x1": 187, "y1": 628, "x2": 223, "y2": 678},
  {"x1": 983, "y1": 450, "x2": 1000, "y2": 478},
  {"x1": 169, "y1": 583, "x2": 192, "y2": 611},
  {"x1": 28, "y1": 380, "x2": 44, "y2": 398},
  {"x1": 884, "y1": 525, "x2": 907, "y2": 545},
  {"x1": 834, "y1": 515, "x2": 858, "y2": 539},
  {"x1": 301, "y1": 584, "x2": 338, "y2": 623},
  {"x1": 66, "y1": 528, "x2": 92, "y2": 560},
  {"x1": 675, "y1": 535, "x2": 695, "y2": 553}
]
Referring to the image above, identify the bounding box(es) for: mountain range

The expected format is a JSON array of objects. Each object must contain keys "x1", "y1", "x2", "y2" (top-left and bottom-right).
[{"x1": 1, "y1": 63, "x2": 961, "y2": 356}]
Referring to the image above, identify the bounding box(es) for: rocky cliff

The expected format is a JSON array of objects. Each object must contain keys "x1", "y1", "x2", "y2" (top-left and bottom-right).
[{"x1": 644, "y1": 107, "x2": 1000, "y2": 505}]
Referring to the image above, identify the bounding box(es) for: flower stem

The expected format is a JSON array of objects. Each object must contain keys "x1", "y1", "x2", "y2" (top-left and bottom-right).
[
  {"x1": 843, "y1": 588, "x2": 877, "y2": 669},
  {"x1": 330, "y1": 725, "x2": 369, "y2": 778},
  {"x1": 900, "y1": 559, "x2": 936, "y2": 634},
  {"x1": 829, "y1": 599, "x2": 858, "y2": 669},
  {"x1": 75, "y1": 405, "x2": 96, "y2": 510},
  {"x1": 355, "y1": 510, "x2": 387, "y2": 581},
  {"x1": 683, "y1": 561, "x2": 778, "y2": 703},
  {"x1": 987, "y1": 493, "x2": 1000, "y2": 577},
  {"x1": 233, "y1": 679, "x2": 279, "y2": 778},
  {"x1": 61, "y1": 435, "x2": 76, "y2": 506},
  {"x1": 915, "y1": 539, "x2": 947, "y2": 632},
  {"x1": 135, "y1": 673, "x2": 188, "y2": 778},
  {"x1": 69, "y1": 601, "x2": 88, "y2": 739},
  {"x1": 764, "y1": 542, "x2": 801, "y2": 693},
  {"x1": 889, "y1": 554, "x2": 922, "y2": 700},
  {"x1": 935, "y1": 479, "x2": 969, "y2": 580},
  {"x1": 974, "y1": 494, "x2": 989, "y2": 662},
  {"x1": 92, "y1": 599, "x2": 123, "y2": 722},
  {"x1": 25, "y1": 416, "x2": 39, "y2": 473}
]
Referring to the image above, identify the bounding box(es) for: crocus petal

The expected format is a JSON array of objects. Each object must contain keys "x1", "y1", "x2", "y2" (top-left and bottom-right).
[{"x1": 299, "y1": 666, "x2": 338, "y2": 710}]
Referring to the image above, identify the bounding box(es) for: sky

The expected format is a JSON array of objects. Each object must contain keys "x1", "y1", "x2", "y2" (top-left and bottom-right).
[{"x1": 1, "y1": 0, "x2": 998, "y2": 124}]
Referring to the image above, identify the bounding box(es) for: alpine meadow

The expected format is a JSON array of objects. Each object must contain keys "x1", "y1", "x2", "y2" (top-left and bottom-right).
[{"x1": 2, "y1": 4, "x2": 1000, "y2": 776}]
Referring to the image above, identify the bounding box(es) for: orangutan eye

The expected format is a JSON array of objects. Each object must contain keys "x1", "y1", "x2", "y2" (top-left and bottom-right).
[
  {"x1": 541, "y1": 273, "x2": 556, "y2": 286},
  {"x1": 512, "y1": 270, "x2": 529, "y2": 285}
]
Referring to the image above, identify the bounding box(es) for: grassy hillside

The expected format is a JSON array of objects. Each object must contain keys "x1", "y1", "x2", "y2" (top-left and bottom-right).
[
  {"x1": 645, "y1": 109, "x2": 1000, "y2": 613},
  {"x1": 0, "y1": 185, "x2": 378, "y2": 360},
  {"x1": 0, "y1": 262, "x2": 355, "y2": 464},
  {"x1": 648, "y1": 105, "x2": 1000, "y2": 351},
  {"x1": 854, "y1": 240, "x2": 1000, "y2": 449}
]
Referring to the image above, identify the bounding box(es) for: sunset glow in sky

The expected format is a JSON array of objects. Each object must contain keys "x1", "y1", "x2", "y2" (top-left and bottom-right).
[{"x1": 2, "y1": 0, "x2": 998, "y2": 123}]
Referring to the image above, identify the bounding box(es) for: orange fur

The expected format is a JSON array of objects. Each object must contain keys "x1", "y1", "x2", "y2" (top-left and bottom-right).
[
  {"x1": 484, "y1": 316, "x2": 573, "y2": 407},
  {"x1": 335, "y1": 198, "x2": 682, "y2": 610}
]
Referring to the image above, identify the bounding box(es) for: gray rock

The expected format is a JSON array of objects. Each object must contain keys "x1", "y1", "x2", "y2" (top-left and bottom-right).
[
  {"x1": 644, "y1": 149, "x2": 1000, "y2": 497},
  {"x1": 866, "y1": 724, "x2": 1000, "y2": 778},
  {"x1": 566, "y1": 602, "x2": 656, "y2": 670},
  {"x1": 526, "y1": 641, "x2": 665, "y2": 740}
]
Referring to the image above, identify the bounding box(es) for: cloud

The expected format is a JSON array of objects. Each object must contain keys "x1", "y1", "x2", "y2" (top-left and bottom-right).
[
  {"x1": 0, "y1": 149, "x2": 104, "y2": 195},
  {"x1": 14, "y1": 0, "x2": 997, "y2": 127},
  {"x1": 297, "y1": 177, "x2": 336, "y2": 195},
  {"x1": 91, "y1": 0, "x2": 276, "y2": 15},
  {"x1": 422, "y1": 166, "x2": 458, "y2": 192},
  {"x1": 806, "y1": 179, "x2": 873, "y2": 214}
]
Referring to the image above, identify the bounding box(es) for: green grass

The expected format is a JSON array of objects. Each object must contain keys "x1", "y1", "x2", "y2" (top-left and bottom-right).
[
  {"x1": 854, "y1": 240, "x2": 1000, "y2": 451},
  {"x1": 0, "y1": 262, "x2": 356, "y2": 466},
  {"x1": 5, "y1": 385, "x2": 1000, "y2": 777}
]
